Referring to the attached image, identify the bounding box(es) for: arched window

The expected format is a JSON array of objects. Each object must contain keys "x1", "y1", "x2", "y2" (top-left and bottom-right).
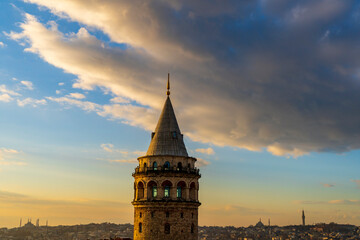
[
  {"x1": 137, "y1": 182, "x2": 144, "y2": 200},
  {"x1": 191, "y1": 223, "x2": 194, "y2": 233},
  {"x1": 188, "y1": 163, "x2": 191, "y2": 171},
  {"x1": 177, "y1": 186, "x2": 182, "y2": 198},
  {"x1": 143, "y1": 163, "x2": 147, "y2": 171},
  {"x1": 162, "y1": 180, "x2": 172, "y2": 198},
  {"x1": 153, "y1": 162, "x2": 157, "y2": 170},
  {"x1": 177, "y1": 162, "x2": 182, "y2": 171},
  {"x1": 177, "y1": 181, "x2": 186, "y2": 199},
  {"x1": 147, "y1": 181, "x2": 157, "y2": 199},
  {"x1": 164, "y1": 223, "x2": 170, "y2": 234},
  {"x1": 139, "y1": 222, "x2": 142, "y2": 233},
  {"x1": 189, "y1": 182, "x2": 196, "y2": 201},
  {"x1": 164, "y1": 161, "x2": 170, "y2": 170},
  {"x1": 165, "y1": 186, "x2": 170, "y2": 197}
]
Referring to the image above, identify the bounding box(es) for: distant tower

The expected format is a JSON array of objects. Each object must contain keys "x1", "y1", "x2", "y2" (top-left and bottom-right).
[
  {"x1": 19, "y1": 218, "x2": 22, "y2": 228},
  {"x1": 302, "y1": 210, "x2": 305, "y2": 226},
  {"x1": 36, "y1": 219, "x2": 39, "y2": 227},
  {"x1": 132, "y1": 74, "x2": 201, "y2": 240}
]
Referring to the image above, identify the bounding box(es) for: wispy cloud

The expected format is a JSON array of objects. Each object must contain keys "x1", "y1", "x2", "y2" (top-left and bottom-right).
[
  {"x1": 67, "y1": 92, "x2": 86, "y2": 99},
  {"x1": 195, "y1": 147, "x2": 215, "y2": 155},
  {"x1": 20, "y1": 80, "x2": 34, "y2": 90},
  {"x1": 0, "y1": 84, "x2": 20, "y2": 96},
  {"x1": 196, "y1": 158, "x2": 210, "y2": 167},
  {"x1": 17, "y1": 97, "x2": 46, "y2": 107},
  {"x1": 0, "y1": 94, "x2": 12, "y2": 102},
  {"x1": 0, "y1": 148, "x2": 26, "y2": 167},
  {"x1": 0, "y1": 41, "x2": 6, "y2": 48},
  {"x1": 100, "y1": 143, "x2": 145, "y2": 156}
]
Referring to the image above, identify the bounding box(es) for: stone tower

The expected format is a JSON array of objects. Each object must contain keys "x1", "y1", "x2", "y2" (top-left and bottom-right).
[
  {"x1": 132, "y1": 76, "x2": 201, "y2": 240},
  {"x1": 302, "y1": 210, "x2": 305, "y2": 226}
]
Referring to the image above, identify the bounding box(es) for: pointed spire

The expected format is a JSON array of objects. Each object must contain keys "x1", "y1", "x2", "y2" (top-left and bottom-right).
[
  {"x1": 167, "y1": 73, "x2": 170, "y2": 96},
  {"x1": 146, "y1": 74, "x2": 188, "y2": 157}
]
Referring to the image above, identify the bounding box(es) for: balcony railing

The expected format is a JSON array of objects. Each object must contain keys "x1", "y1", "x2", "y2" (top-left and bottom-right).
[{"x1": 133, "y1": 166, "x2": 200, "y2": 175}]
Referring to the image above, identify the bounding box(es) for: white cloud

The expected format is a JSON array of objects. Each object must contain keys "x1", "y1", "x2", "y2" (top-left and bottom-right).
[
  {"x1": 0, "y1": 84, "x2": 20, "y2": 96},
  {"x1": 58, "y1": 82, "x2": 64, "y2": 86},
  {"x1": 0, "y1": 94, "x2": 12, "y2": 102},
  {"x1": 20, "y1": 80, "x2": 34, "y2": 90},
  {"x1": 46, "y1": 96, "x2": 100, "y2": 112},
  {"x1": 196, "y1": 158, "x2": 210, "y2": 167},
  {"x1": 67, "y1": 92, "x2": 86, "y2": 99},
  {"x1": 195, "y1": 147, "x2": 215, "y2": 155},
  {"x1": 17, "y1": 98, "x2": 46, "y2": 107},
  {"x1": 11, "y1": 77, "x2": 18, "y2": 81},
  {"x1": 101, "y1": 143, "x2": 114, "y2": 153},
  {"x1": 110, "y1": 96, "x2": 130, "y2": 104},
  {"x1": 0, "y1": 42, "x2": 5, "y2": 48}
]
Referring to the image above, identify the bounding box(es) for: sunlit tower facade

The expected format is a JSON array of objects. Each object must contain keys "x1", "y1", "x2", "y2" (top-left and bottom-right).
[{"x1": 132, "y1": 75, "x2": 201, "y2": 240}]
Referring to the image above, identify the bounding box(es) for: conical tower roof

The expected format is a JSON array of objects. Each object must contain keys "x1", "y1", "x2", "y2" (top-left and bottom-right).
[{"x1": 146, "y1": 78, "x2": 188, "y2": 157}]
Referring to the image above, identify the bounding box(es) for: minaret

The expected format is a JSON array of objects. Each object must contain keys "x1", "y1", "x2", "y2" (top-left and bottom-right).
[
  {"x1": 132, "y1": 75, "x2": 201, "y2": 240},
  {"x1": 302, "y1": 210, "x2": 305, "y2": 226},
  {"x1": 19, "y1": 218, "x2": 22, "y2": 228}
]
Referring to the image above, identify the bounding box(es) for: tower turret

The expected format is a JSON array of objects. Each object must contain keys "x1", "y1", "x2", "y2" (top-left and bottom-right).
[{"x1": 132, "y1": 75, "x2": 201, "y2": 240}]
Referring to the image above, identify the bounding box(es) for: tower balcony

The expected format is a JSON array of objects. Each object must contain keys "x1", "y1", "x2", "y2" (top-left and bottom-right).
[{"x1": 132, "y1": 166, "x2": 201, "y2": 177}]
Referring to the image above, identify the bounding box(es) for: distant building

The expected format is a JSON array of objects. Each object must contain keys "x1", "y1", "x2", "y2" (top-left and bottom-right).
[
  {"x1": 302, "y1": 210, "x2": 305, "y2": 226},
  {"x1": 255, "y1": 219, "x2": 264, "y2": 228},
  {"x1": 132, "y1": 75, "x2": 201, "y2": 240}
]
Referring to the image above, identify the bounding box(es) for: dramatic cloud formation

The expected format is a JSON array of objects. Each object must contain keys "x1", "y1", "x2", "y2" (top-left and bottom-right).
[{"x1": 8, "y1": 0, "x2": 360, "y2": 157}]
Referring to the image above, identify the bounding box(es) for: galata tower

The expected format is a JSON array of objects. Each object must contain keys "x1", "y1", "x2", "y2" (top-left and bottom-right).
[{"x1": 132, "y1": 75, "x2": 201, "y2": 240}]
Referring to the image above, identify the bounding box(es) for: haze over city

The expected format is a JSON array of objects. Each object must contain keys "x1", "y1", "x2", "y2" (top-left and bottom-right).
[{"x1": 0, "y1": 0, "x2": 359, "y2": 229}]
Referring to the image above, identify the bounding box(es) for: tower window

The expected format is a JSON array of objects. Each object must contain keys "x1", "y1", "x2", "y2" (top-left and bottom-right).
[
  {"x1": 140, "y1": 212, "x2": 142, "y2": 218},
  {"x1": 166, "y1": 212, "x2": 170, "y2": 218},
  {"x1": 164, "y1": 223, "x2": 170, "y2": 234},
  {"x1": 191, "y1": 223, "x2": 194, "y2": 233},
  {"x1": 164, "y1": 161, "x2": 170, "y2": 170},
  {"x1": 151, "y1": 212, "x2": 154, "y2": 218},
  {"x1": 192, "y1": 213, "x2": 194, "y2": 218},
  {"x1": 177, "y1": 162, "x2": 182, "y2": 171},
  {"x1": 152, "y1": 186, "x2": 157, "y2": 198},
  {"x1": 164, "y1": 186, "x2": 170, "y2": 197},
  {"x1": 139, "y1": 222, "x2": 142, "y2": 233},
  {"x1": 181, "y1": 212, "x2": 184, "y2": 218},
  {"x1": 172, "y1": 131, "x2": 177, "y2": 139},
  {"x1": 153, "y1": 161, "x2": 157, "y2": 170},
  {"x1": 177, "y1": 186, "x2": 182, "y2": 198}
]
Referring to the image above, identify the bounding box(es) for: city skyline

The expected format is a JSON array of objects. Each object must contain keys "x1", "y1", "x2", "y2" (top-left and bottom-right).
[{"x1": 0, "y1": 0, "x2": 360, "y2": 228}]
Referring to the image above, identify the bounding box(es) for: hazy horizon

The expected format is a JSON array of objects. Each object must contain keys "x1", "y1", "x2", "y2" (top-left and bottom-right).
[{"x1": 1, "y1": 0, "x2": 360, "y2": 229}]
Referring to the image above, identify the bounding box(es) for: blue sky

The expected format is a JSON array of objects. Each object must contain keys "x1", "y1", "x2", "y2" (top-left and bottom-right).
[{"x1": 0, "y1": 0, "x2": 360, "y2": 228}]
